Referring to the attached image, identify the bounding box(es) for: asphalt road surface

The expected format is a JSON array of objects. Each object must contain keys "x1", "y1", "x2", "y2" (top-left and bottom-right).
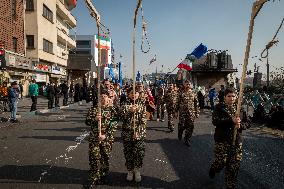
[{"x1": 0, "y1": 101, "x2": 283, "y2": 189}]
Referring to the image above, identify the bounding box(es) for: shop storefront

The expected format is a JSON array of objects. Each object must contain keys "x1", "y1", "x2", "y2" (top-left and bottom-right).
[
  {"x1": 32, "y1": 61, "x2": 51, "y2": 96},
  {"x1": 50, "y1": 65, "x2": 67, "y2": 83}
]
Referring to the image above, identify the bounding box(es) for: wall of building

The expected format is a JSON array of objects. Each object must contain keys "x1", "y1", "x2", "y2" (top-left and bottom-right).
[
  {"x1": 193, "y1": 72, "x2": 229, "y2": 91},
  {"x1": 0, "y1": 0, "x2": 25, "y2": 54}
]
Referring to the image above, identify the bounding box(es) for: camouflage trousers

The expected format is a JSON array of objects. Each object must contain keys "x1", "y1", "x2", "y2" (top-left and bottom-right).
[
  {"x1": 156, "y1": 102, "x2": 165, "y2": 120},
  {"x1": 167, "y1": 109, "x2": 175, "y2": 130},
  {"x1": 178, "y1": 114, "x2": 194, "y2": 141},
  {"x1": 210, "y1": 142, "x2": 243, "y2": 189},
  {"x1": 123, "y1": 139, "x2": 145, "y2": 171},
  {"x1": 89, "y1": 140, "x2": 112, "y2": 182}
]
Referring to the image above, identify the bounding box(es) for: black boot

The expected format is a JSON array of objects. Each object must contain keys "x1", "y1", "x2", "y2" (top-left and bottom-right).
[
  {"x1": 178, "y1": 129, "x2": 182, "y2": 140},
  {"x1": 209, "y1": 167, "x2": 215, "y2": 179},
  {"x1": 184, "y1": 139, "x2": 191, "y2": 147}
]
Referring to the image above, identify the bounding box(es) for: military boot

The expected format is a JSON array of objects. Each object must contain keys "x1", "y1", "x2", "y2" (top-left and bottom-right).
[
  {"x1": 134, "y1": 168, "x2": 142, "y2": 182},
  {"x1": 126, "y1": 170, "x2": 134, "y2": 181}
]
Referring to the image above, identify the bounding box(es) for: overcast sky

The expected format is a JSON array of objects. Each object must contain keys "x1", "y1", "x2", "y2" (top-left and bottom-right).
[{"x1": 73, "y1": 0, "x2": 284, "y2": 78}]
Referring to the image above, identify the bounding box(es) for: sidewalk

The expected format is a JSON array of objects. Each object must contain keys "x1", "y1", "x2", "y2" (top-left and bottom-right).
[{"x1": 0, "y1": 96, "x2": 75, "y2": 120}]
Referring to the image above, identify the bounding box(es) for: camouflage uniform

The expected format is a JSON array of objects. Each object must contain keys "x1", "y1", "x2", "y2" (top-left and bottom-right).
[
  {"x1": 120, "y1": 98, "x2": 147, "y2": 171},
  {"x1": 156, "y1": 87, "x2": 165, "y2": 120},
  {"x1": 176, "y1": 89, "x2": 200, "y2": 142},
  {"x1": 85, "y1": 106, "x2": 118, "y2": 182},
  {"x1": 164, "y1": 87, "x2": 178, "y2": 131},
  {"x1": 210, "y1": 103, "x2": 250, "y2": 189}
]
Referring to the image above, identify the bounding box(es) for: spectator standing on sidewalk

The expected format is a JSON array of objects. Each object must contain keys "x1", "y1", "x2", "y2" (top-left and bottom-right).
[
  {"x1": 54, "y1": 81, "x2": 61, "y2": 107},
  {"x1": 28, "y1": 79, "x2": 39, "y2": 112},
  {"x1": 69, "y1": 81, "x2": 74, "y2": 104},
  {"x1": 8, "y1": 82, "x2": 19, "y2": 123},
  {"x1": 209, "y1": 86, "x2": 217, "y2": 111},
  {"x1": 46, "y1": 82, "x2": 55, "y2": 109},
  {"x1": 61, "y1": 81, "x2": 69, "y2": 106},
  {"x1": 19, "y1": 82, "x2": 23, "y2": 99}
]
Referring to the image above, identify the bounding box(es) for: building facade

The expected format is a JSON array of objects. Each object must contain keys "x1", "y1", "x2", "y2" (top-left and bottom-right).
[
  {"x1": 25, "y1": 0, "x2": 76, "y2": 93},
  {"x1": 0, "y1": 0, "x2": 32, "y2": 95},
  {"x1": 69, "y1": 34, "x2": 113, "y2": 84}
]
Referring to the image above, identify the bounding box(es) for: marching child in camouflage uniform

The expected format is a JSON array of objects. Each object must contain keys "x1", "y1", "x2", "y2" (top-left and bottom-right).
[
  {"x1": 164, "y1": 83, "x2": 178, "y2": 132},
  {"x1": 156, "y1": 85, "x2": 165, "y2": 122},
  {"x1": 209, "y1": 88, "x2": 250, "y2": 189},
  {"x1": 85, "y1": 90, "x2": 118, "y2": 187},
  {"x1": 176, "y1": 80, "x2": 200, "y2": 146},
  {"x1": 120, "y1": 87, "x2": 147, "y2": 182}
]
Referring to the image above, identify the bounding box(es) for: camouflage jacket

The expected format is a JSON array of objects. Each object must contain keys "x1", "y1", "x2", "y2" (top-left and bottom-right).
[
  {"x1": 176, "y1": 89, "x2": 200, "y2": 119},
  {"x1": 212, "y1": 103, "x2": 251, "y2": 145},
  {"x1": 120, "y1": 98, "x2": 147, "y2": 141},
  {"x1": 164, "y1": 88, "x2": 178, "y2": 110},
  {"x1": 85, "y1": 106, "x2": 118, "y2": 143}
]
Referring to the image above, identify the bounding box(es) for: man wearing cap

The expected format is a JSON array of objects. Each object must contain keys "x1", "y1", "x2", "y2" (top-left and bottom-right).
[{"x1": 176, "y1": 80, "x2": 200, "y2": 146}]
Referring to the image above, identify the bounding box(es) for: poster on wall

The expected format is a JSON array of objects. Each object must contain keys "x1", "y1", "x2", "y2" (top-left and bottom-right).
[{"x1": 33, "y1": 73, "x2": 47, "y2": 82}]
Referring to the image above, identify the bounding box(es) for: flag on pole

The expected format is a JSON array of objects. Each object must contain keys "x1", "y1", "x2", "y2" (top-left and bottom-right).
[
  {"x1": 149, "y1": 54, "x2": 157, "y2": 65},
  {"x1": 118, "y1": 62, "x2": 123, "y2": 87},
  {"x1": 109, "y1": 65, "x2": 115, "y2": 82},
  {"x1": 190, "y1": 43, "x2": 208, "y2": 59},
  {"x1": 177, "y1": 58, "x2": 192, "y2": 71}
]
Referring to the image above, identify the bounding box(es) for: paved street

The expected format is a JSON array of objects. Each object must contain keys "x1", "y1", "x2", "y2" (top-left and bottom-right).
[{"x1": 0, "y1": 101, "x2": 283, "y2": 189}]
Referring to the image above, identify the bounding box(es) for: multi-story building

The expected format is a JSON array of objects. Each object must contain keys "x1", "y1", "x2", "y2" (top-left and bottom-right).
[
  {"x1": 25, "y1": 0, "x2": 76, "y2": 93},
  {"x1": 68, "y1": 34, "x2": 113, "y2": 83},
  {"x1": 0, "y1": 0, "x2": 32, "y2": 95}
]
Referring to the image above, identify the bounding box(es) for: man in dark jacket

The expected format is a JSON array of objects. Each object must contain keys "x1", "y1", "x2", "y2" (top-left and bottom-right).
[
  {"x1": 209, "y1": 88, "x2": 250, "y2": 189},
  {"x1": 46, "y1": 83, "x2": 55, "y2": 109},
  {"x1": 61, "y1": 81, "x2": 69, "y2": 106},
  {"x1": 54, "y1": 82, "x2": 61, "y2": 107}
]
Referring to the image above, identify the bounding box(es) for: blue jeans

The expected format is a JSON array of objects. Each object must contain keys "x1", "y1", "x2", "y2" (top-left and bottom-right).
[{"x1": 10, "y1": 101, "x2": 18, "y2": 120}]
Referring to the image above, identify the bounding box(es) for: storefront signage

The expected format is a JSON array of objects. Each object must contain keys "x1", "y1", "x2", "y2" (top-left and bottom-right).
[
  {"x1": 33, "y1": 62, "x2": 50, "y2": 72},
  {"x1": 51, "y1": 65, "x2": 66, "y2": 75}
]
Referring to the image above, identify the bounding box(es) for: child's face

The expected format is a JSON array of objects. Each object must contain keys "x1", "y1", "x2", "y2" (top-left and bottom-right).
[
  {"x1": 225, "y1": 93, "x2": 236, "y2": 106},
  {"x1": 101, "y1": 94, "x2": 109, "y2": 105},
  {"x1": 128, "y1": 90, "x2": 139, "y2": 100}
]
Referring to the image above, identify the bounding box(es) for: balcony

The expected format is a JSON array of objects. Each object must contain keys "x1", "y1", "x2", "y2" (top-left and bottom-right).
[
  {"x1": 57, "y1": 27, "x2": 76, "y2": 49},
  {"x1": 56, "y1": 0, "x2": 76, "y2": 28}
]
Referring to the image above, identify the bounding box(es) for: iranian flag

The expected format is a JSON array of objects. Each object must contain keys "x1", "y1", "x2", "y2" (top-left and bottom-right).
[{"x1": 177, "y1": 58, "x2": 192, "y2": 71}]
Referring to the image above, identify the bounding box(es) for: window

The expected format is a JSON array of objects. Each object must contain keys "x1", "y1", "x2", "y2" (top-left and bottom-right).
[
  {"x1": 43, "y1": 4, "x2": 53, "y2": 23},
  {"x1": 76, "y1": 50, "x2": 91, "y2": 54},
  {"x1": 43, "y1": 39, "x2": 53, "y2": 54},
  {"x1": 26, "y1": 0, "x2": 34, "y2": 11},
  {"x1": 76, "y1": 40, "x2": 91, "y2": 47},
  {"x1": 12, "y1": 0, "x2": 16, "y2": 20},
  {"x1": 12, "y1": 37, "x2": 17, "y2": 52},
  {"x1": 26, "y1": 35, "x2": 34, "y2": 48}
]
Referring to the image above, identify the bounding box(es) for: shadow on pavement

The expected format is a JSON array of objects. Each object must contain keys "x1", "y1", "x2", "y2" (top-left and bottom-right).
[
  {"x1": 0, "y1": 165, "x2": 88, "y2": 185},
  {"x1": 18, "y1": 135, "x2": 80, "y2": 142}
]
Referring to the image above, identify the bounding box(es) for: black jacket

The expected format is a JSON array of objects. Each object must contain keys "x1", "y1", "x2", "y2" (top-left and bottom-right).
[{"x1": 212, "y1": 103, "x2": 251, "y2": 145}]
